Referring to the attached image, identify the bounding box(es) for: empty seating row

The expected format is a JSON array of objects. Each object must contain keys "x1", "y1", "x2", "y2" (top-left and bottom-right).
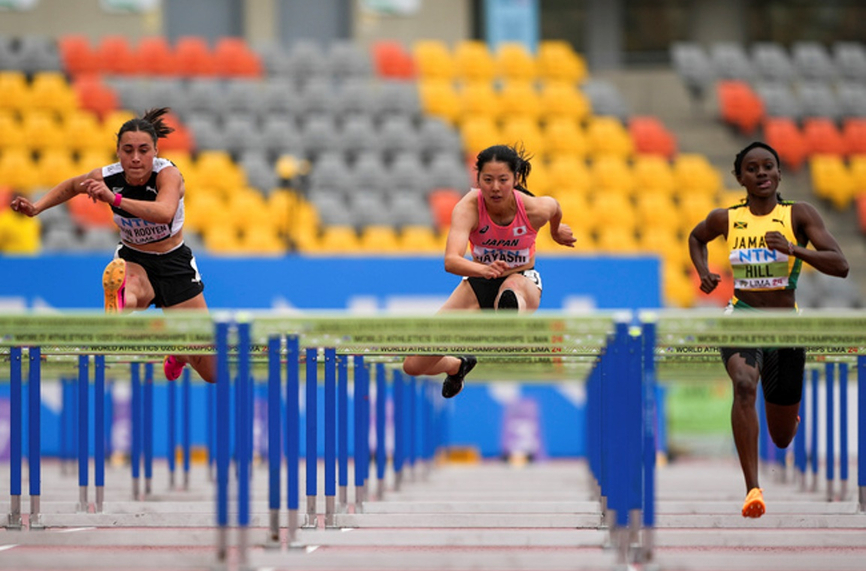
[
  {"x1": 672, "y1": 41, "x2": 866, "y2": 99},
  {"x1": 809, "y1": 154, "x2": 866, "y2": 211},
  {"x1": 761, "y1": 117, "x2": 866, "y2": 171},
  {"x1": 108, "y1": 76, "x2": 421, "y2": 123},
  {"x1": 60, "y1": 35, "x2": 262, "y2": 78}
]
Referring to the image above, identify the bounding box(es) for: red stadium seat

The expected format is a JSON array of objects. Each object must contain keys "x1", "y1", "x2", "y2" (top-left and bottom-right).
[
  {"x1": 802, "y1": 118, "x2": 846, "y2": 156},
  {"x1": 842, "y1": 118, "x2": 866, "y2": 156},
  {"x1": 717, "y1": 80, "x2": 764, "y2": 135},
  {"x1": 762, "y1": 117, "x2": 808, "y2": 171},
  {"x1": 213, "y1": 37, "x2": 263, "y2": 78},
  {"x1": 96, "y1": 35, "x2": 137, "y2": 75},
  {"x1": 175, "y1": 36, "x2": 218, "y2": 77},
  {"x1": 57, "y1": 34, "x2": 100, "y2": 76},
  {"x1": 372, "y1": 40, "x2": 415, "y2": 79},
  {"x1": 628, "y1": 116, "x2": 677, "y2": 159},
  {"x1": 73, "y1": 75, "x2": 119, "y2": 119},
  {"x1": 136, "y1": 36, "x2": 179, "y2": 76}
]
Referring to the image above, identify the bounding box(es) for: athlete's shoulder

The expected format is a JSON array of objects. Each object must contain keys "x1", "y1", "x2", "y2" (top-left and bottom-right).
[
  {"x1": 153, "y1": 157, "x2": 177, "y2": 172},
  {"x1": 102, "y1": 162, "x2": 124, "y2": 177}
]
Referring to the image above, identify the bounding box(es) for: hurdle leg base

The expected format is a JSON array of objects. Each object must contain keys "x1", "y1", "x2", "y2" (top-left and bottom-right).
[
  {"x1": 325, "y1": 496, "x2": 337, "y2": 528},
  {"x1": 376, "y1": 478, "x2": 385, "y2": 501},
  {"x1": 215, "y1": 525, "x2": 229, "y2": 565},
  {"x1": 287, "y1": 509, "x2": 304, "y2": 548},
  {"x1": 237, "y1": 526, "x2": 249, "y2": 571},
  {"x1": 264, "y1": 508, "x2": 280, "y2": 548},
  {"x1": 338, "y1": 486, "x2": 348, "y2": 513},
  {"x1": 6, "y1": 496, "x2": 22, "y2": 530},
  {"x1": 133, "y1": 477, "x2": 140, "y2": 501},
  {"x1": 393, "y1": 471, "x2": 403, "y2": 492},
  {"x1": 826, "y1": 479, "x2": 834, "y2": 502},
  {"x1": 95, "y1": 487, "x2": 104, "y2": 514},
  {"x1": 29, "y1": 496, "x2": 44, "y2": 530},
  {"x1": 145, "y1": 477, "x2": 152, "y2": 497},
  {"x1": 302, "y1": 495, "x2": 317, "y2": 528},
  {"x1": 355, "y1": 484, "x2": 366, "y2": 514},
  {"x1": 858, "y1": 486, "x2": 866, "y2": 512},
  {"x1": 77, "y1": 486, "x2": 89, "y2": 513}
]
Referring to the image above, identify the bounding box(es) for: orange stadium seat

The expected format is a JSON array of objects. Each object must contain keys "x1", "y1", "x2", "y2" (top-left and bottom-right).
[
  {"x1": 842, "y1": 118, "x2": 866, "y2": 155},
  {"x1": 73, "y1": 76, "x2": 119, "y2": 119},
  {"x1": 628, "y1": 116, "x2": 677, "y2": 159},
  {"x1": 158, "y1": 111, "x2": 194, "y2": 153},
  {"x1": 372, "y1": 40, "x2": 415, "y2": 79},
  {"x1": 58, "y1": 34, "x2": 100, "y2": 76},
  {"x1": 136, "y1": 36, "x2": 179, "y2": 76},
  {"x1": 802, "y1": 118, "x2": 846, "y2": 156},
  {"x1": 716, "y1": 80, "x2": 764, "y2": 135},
  {"x1": 213, "y1": 37, "x2": 263, "y2": 78},
  {"x1": 175, "y1": 36, "x2": 218, "y2": 76},
  {"x1": 428, "y1": 188, "x2": 462, "y2": 232},
  {"x1": 68, "y1": 193, "x2": 114, "y2": 228},
  {"x1": 762, "y1": 117, "x2": 808, "y2": 171},
  {"x1": 96, "y1": 35, "x2": 137, "y2": 75}
]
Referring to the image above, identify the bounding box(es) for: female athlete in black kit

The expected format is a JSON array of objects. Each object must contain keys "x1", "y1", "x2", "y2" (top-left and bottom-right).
[{"x1": 11, "y1": 108, "x2": 216, "y2": 383}]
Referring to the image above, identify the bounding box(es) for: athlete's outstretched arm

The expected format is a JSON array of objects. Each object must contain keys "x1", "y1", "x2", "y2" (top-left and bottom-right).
[{"x1": 10, "y1": 169, "x2": 101, "y2": 217}]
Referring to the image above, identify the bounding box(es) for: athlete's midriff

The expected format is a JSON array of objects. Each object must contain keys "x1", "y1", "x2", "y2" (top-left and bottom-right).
[
  {"x1": 122, "y1": 230, "x2": 185, "y2": 254},
  {"x1": 734, "y1": 288, "x2": 796, "y2": 309}
]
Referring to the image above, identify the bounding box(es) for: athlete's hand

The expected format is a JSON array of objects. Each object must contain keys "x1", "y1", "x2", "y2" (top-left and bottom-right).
[
  {"x1": 9, "y1": 195, "x2": 38, "y2": 217},
  {"x1": 552, "y1": 223, "x2": 576, "y2": 248},
  {"x1": 480, "y1": 260, "x2": 510, "y2": 279},
  {"x1": 698, "y1": 271, "x2": 721, "y2": 294},
  {"x1": 764, "y1": 231, "x2": 790, "y2": 254},
  {"x1": 80, "y1": 179, "x2": 113, "y2": 204}
]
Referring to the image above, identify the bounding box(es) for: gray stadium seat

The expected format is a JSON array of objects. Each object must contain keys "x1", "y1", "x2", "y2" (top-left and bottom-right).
[
  {"x1": 261, "y1": 77, "x2": 300, "y2": 117},
  {"x1": 389, "y1": 193, "x2": 433, "y2": 228},
  {"x1": 186, "y1": 113, "x2": 224, "y2": 152},
  {"x1": 837, "y1": 82, "x2": 866, "y2": 117},
  {"x1": 670, "y1": 41, "x2": 717, "y2": 100},
  {"x1": 333, "y1": 78, "x2": 378, "y2": 118},
  {"x1": 792, "y1": 41, "x2": 837, "y2": 82},
  {"x1": 300, "y1": 114, "x2": 339, "y2": 160},
  {"x1": 326, "y1": 41, "x2": 373, "y2": 82},
  {"x1": 186, "y1": 78, "x2": 229, "y2": 116},
  {"x1": 389, "y1": 154, "x2": 428, "y2": 196},
  {"x1": 238, "y1": 150, "x2": 278, "y2": 193},
  {"x1": 755, "y1": 81, "x2": 802, "y2": 120},
  {"x1": 833, "y1": 42, "x2": 866, "y2": 82},
  {"x1": 105, "y1": 77, "x2": 149, "y2": 113},
  {"x1": 352, "y1": 153, "x2": 389, "y2": 194},
  {"x1": 350, "y1": 193, "x2": 392, "y2": 228},
  {"x1": 286, "y1": 40, "x2": 328, "y2": 85},
  {"x1": 310, "y1": 190, "x2": 353, "y2": 227},
  {"x1": 379, "y1": 115, "x2": 421, "y2": 159},
  {"x1": 260, "y1": 114, "x2": 303, "y2": 158},
  {"x1": 146, "y1": 78, "x2": 189, "y2": 119},
  {"x1": 417, "y1": 117, "x2": 462, "y2": 157},
  {"x1": 308, "y1": 152, "x2": 353, "y2": 195},
  {"x1": 580, "y1": 79, "x2": 629, "y2": 121},
  {"x1": 12, "y1": 35, "x2": 62, "y2": 73},
  {"x1": 222, "y1": 114, "x2": 267, "y2": 157},
  {"x1": 223, "y1": 79, "x2": 267, "y2": 116},
  {"x1": 797, "y1": 81, "x2": 841, "y2": 121},
  {"x1": 811, "y1": 273, "x2": 862, "y2": 309},
  {"x1": 41, "y1": 226, "x2": 81, "y2": 252},
  {"x1": 79, "y1": 229, "x2": 120, "y2": 251},
  {"x1": 427, "y1": 151, "x2": 472, "y2": 191},
  {"x1": 710, "y1": 42, "x2": 757, "y2": 81},
  {"x1": 338, "y1": 114, "x2": 380, "y2": 158},
  {"x1": 373, "y1": 80, "x2": 422, "y2": 119},
  {"x1": 296, "y1": 78, "x2": 338, "y2": 119},
  {"x1": 751, "y1": 42, "x2": 798, "y2": 83},
  {"x1": 254, "y1": 42, "x2": 293, "y2": 77}
]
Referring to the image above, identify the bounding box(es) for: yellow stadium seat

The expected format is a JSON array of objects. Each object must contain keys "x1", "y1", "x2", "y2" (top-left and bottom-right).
[
  {"x1": 595, "y1": 225, "x2": 640, "y2": 253},
  {"x1": 538, "y1": 81, "x2": 591, "y2": 123},
  {"x1": 498, "y1": 81, "x2": 542, "y2": 121},
  {"x1": 495, "y1": 42, "x2": 537, "y2": 82},
  {"x1": 418, "y1": 79, "x2": 461, "y2": 124},
  {"x1": 62, "y1": 110, "x2": 112, "y2": 155},
  {"x1": 314, "y1": 225, "x2": 362, "y2": 254},
  {"x1": 585, "y1": 116, "x2": 633, "y2": 159},
  {"x1": 586, "y1": 193, "x2": 637, "y2": 235},
  {"x1": 809, "y1": 154, "x2": 856, "y2": 210},
  {"x1": 589, "y1": 155, "x2": 635, "y2": 193},
  {"x1": 849, "y1": 154, "x2": 866, "y2": 191},
  {"x1": 0, "y1": 111, "x2": 25, "y2": 152},
  {"x1": 672, "y1": 153, "x2": 722, "y2": 195},
  {"x1": 460, "y1": 116, "x2": 501, "y2": 157},
  {"x1": 359, "y1": 225, "x2": 401, "y2": 253},
  {"x1": 500, "y1": 116, "x2": 546, "y2": 158},
  {"x1": 21, "y1": 110, "x2": 64, "y2": 154},
  {"x1": 663, "y1": 264, "x2": 696, "y2": 308},
  {"x1": 413, "y1": 39, "x2": 455, "y2": 80},
  {"x1": 458, "y1": 81, "x2": 502, "y2": 122},
  {"x1": 204, "y1": 227, "x2": 244, "y2": 255},
  {"x1": 542, "y1": 118, "x2": 587, "y2": 157},
  {"x1": 400, "y1": 225, "x2": 443, "y2": 253},
  {"x1": 634, "y1": 190, "x2": 678, "y2": 229},
  {"x1": 632, "y1": 155, "x2": 676, "y2": 196},
  {"x1": 36, "y1": 149, "x2": 79, "y2": 189},
  {"x1": 227, "y1": 188, "x2": 269, "y2": 231},
  {"x1": 0, "y1": 149, "x2": 41, "y2": 194},
  {"x1": 524, "y1": 158, "x2": 551, "y2": 195},
  {"x1": 76, "y1": 149, "x2": 115, "y2": 172},
  {"x1": 552, "y1": 191, "x2": 589, "y2": 219},
  {"x1": 241, "y1": 224, "x2": 287, "y2": 255},
  {"x1": 183, "y1": 190, "x2": 223, "y2": 234},
  {"x1": 677, "y1": 193, "x2": 718, "y2": 234},
  {"x1": 29, "y1": 72, "x2": 78, "y2": 115},
  {"x1": 546, "y1": 154, "x2": 592, "y2": 194},
  {"x1": 453, "y1": 40, "x2": 496, "y2": 82},
  {"x1": 537, "y1": 40, "x2": 587, "y2": 83},
  {"x1": 0, "y1": 207, "x2": 41, "y2": 254},
  {"x1": 0, "y1": 72, "x2": 30, "y2": 112},
  {"x1": 637, "y1": 225, "x2": 687, "y2": 269},
  {"x1": 195, "y1": 151, "x2": 246, "y2": 197}
]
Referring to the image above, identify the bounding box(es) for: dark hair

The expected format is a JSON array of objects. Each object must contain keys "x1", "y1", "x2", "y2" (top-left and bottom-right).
[
  {"x1": 733, "y1": 141, "x2": 785, "y2": 202},
  {"x1": 475, "y1": 144, "x2": 534, "y2": 196},
  {"x1": 116, "y1": 107, "x2": 175, "y2": 147},
  {"x1": 733, "y1": 141, "x2": 781, "y2": 177}
]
